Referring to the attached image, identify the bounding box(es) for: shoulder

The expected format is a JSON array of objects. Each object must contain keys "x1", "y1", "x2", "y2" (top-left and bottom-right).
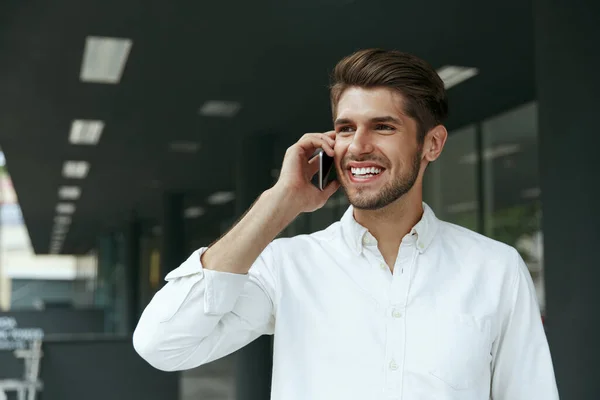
[
  {"x1": 436, "y1": 220, "x2": 521, "y2": 269},
  {"x1": 269, "y1": 221, "x2": 342, "y2": 257}
]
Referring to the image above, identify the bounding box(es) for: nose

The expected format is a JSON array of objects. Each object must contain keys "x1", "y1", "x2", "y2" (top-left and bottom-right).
[{"x1": 347, "y1": 127, "x2": 374, "y2": 156}]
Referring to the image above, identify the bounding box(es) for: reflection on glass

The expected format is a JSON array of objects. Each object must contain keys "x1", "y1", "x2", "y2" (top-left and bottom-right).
[
  {"x1": 482, "y1": 102, "x2": 544, "y2": 312},
  {"x1": 423, "y1": 125, "x2": 479, "y2": 232}
]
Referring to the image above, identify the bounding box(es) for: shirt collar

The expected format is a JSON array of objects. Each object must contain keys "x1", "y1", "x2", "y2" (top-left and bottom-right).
[{"x1": 340, "y1": 202, "x2": 439, "y2": 255}]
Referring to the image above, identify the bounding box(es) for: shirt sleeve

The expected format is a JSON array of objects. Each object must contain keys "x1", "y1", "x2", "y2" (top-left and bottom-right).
[
  {"x1": 133, "y1": 245, "x2": 278, "y2": 372},
  {"x1": 491, "y1": 250, "x2": 559, "y2": 399}
]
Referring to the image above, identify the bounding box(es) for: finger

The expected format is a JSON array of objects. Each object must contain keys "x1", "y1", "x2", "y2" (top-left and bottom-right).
[
  {"x1": 321, "y1": 143, "x2": 335, "y2": 157},
  {"x1": 302, "y1": 132, "x2": 335, "y2": 148},
  {"x1": 298, "y1": 135, "x2": 335, "y2": 157}
]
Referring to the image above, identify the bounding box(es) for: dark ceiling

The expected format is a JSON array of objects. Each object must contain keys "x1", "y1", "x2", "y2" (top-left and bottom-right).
[{"x1": 0, "y1": 0, "x2": 535, "y2": 255}]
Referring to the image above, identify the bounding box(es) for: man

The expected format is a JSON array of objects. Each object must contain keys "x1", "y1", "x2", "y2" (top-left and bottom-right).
[{"x1": 134, "y1": 49, "x2": 559, "y2": 399}]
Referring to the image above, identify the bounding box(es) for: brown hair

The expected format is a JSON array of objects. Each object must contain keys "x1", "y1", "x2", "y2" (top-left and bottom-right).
[{"x1": 330, "y1": 48, "x2": 448, "y2": 141}]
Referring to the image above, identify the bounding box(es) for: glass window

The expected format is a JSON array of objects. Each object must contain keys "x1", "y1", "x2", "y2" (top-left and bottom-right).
[
  {"x1": 423, "y1": 124, "x2": 480, "y2": 232},
  {"x1": 482, "y1": 102, "x2": 544, "y2": 312}
]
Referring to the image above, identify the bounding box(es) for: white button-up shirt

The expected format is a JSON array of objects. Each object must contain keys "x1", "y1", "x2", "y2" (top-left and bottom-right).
[{"x1": 134, "y1": 203, "x2": 559, "y2": 400}]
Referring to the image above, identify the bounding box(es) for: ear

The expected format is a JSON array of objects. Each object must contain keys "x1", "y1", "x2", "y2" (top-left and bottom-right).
[{"x1": 422, "y1": 125, "x2": 448, "y2": 162}]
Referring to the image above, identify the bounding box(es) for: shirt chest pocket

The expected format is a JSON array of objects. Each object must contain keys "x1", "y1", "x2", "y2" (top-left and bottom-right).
[{"x1": 428, "y1": 313, "x2": 492, "y2": 390}]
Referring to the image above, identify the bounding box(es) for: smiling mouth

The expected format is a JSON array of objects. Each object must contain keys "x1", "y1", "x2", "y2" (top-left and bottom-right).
[{"x1": 350, "y1": 166, "x2": 383, "y2": 178}]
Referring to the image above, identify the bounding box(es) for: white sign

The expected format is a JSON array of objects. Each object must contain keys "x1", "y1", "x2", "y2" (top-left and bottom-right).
[{"x1": 0, "y1": 317, "x2": 44, "y2": 350}]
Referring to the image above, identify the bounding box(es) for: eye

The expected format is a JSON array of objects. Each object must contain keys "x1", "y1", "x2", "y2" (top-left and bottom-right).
[
  {"x1": 375, "y1": 124, "x2": 395, "y2": 131},
  {"x1": 337, "y1": 126, "x2": 355, "y2": 135}
]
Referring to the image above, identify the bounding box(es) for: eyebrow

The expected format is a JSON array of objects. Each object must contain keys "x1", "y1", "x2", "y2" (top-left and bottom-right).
[{"x1": 334, "y1": 116, "x2": 403, "y2": 126}]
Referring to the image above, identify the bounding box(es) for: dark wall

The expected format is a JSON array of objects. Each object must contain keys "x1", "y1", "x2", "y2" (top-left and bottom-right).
[
  {"x1": 534, "y1": 0, "x2": 600, "y2": 398},
  {"x1": 39, "y1": 338, "x2": 179, "y2": 400}
]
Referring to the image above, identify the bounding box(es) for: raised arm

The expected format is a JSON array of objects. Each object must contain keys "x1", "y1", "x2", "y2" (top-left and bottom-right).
[{"x1": 133, "y1": 132, "x2": 339, "y2": 371}]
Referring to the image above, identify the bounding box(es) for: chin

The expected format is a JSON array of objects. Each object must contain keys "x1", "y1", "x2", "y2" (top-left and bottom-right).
[
  {"x1": 344, "y1": 188, "x2": 389, "y2": 210},
  {"x1": 342, "y1": 180, "x2": 414, "y2": 211},
  {"x1": 348, "y1": 196, "x2": 390, "y2": 211}
]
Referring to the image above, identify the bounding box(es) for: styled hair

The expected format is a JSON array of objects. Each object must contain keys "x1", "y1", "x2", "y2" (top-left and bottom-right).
[{"x1": 330, "y1": 48, "x2": 448, "y2": 141}]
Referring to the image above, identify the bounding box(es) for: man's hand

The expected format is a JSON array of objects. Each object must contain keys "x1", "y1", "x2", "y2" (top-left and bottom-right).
[
  {"x1": 201, "y1": 131, "x2": 341, "y2": 275},
  {"x1": 273, "y1": 131, "x2": 341, "y2": 213}
]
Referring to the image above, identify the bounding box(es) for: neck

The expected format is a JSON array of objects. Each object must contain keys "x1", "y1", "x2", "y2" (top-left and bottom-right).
[{"x1": 353, "y1": 184, "x2": 424, "y2": 246}]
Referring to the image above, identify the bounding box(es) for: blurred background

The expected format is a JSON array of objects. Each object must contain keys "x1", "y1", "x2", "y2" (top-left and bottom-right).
[{"x1": 0, "y1": 0, "x2": 597, "y2": 399}]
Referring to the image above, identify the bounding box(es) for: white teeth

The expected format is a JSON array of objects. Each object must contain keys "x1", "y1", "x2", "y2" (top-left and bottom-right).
[{"x1": 351, "y1": 167, "x2": 382, "y2": 176}]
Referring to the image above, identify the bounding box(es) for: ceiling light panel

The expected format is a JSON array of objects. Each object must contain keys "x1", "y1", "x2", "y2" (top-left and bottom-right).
[
  {"x1": 207, "y1": 191, "x2": 235, "y2": 205},
  {"x1": 52, "y1": 236, "x2": 65, "y2": 244},
  {"x1": 54, "y1": 215, "x2": 72, "y2": 225},
  {"x1": 184, "y1": 206, "x2": 205, "y2": 219},
  {"x1": 199, "y1": 101, "x2": 241, "y2": 117},
  {"x1": 62, "y1": 161, "x2": 90, "y2": 179},
  {"x1": 52, "y1": 227, "x2": 68, "y2": 236},
  {"x1": 437, "y1": 66, "x2": 479, "y2": 89},
  {"x1": 80, "y1": 36, "x2": 133, "y2": 84},
  {"x1": 56, "y1": 203, "x2": 76, "y2": 214},
  {"x1": 69, "y1": 120, "x2": 104, "y2": 145},
  {"x1": 58, "y1": 186, "x2": 81, "y2": 200}
]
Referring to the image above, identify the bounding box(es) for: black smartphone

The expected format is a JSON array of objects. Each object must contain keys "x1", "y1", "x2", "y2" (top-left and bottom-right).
[{"x1": 311, "y1": 149, "x2": 336, "y2": 191}]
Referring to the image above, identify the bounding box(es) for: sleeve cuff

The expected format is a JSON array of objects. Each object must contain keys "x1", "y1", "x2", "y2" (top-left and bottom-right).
[
  {"x1": 163, "y1": 247, "x2": 250, "y2": 316},
  {"x1": 164, "y1": 248, "x2": 207, "y2": 281},
  {"x1": 204, "y1": 269, "x2": 250, "y2": 315}
]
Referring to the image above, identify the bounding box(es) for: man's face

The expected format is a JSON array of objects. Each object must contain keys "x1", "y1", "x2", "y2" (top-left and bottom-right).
[{"x1": 333, "y1": 87, "x2": 423, "y2": 210}]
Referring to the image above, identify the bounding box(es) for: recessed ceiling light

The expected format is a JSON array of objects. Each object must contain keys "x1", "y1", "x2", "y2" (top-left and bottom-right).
[
  {"x1": 53, "y1": 227, "x2": 68, "y2": 236},
  {"x1": 56, "y1": 203, "x2": 76, "y2": 214},
  {"x1": 169, "y1": 141, "x2": 200, "y2": 153},
  {"x1": 58, "y1": 186, "x2": 81, "y2": 200},
  {"x1": 51, "y1": 234, "x2": 64, "y2": 242},
  {"x1": 198, "y1": 101, "x2": 241, "y2": 117},
  {"x1": 69, "y1": 120, "x2": 104, "y2": 145},
  {"x1": 184, "y1": 206, "x2": 205, "y2": 219},
  {"x1": 80, "y1": 36, "x2": 133, "y2": 84},
  {"x1": 207, "y1": 191, "x2": 235, "y2": 205},
  {"x1": 62, "y1": 161, "x2": 90, "y2": 179},
  {"x1": 437, "y1": 66, "x2": 479, "y2": 89},
  {"x1": 53, "y1": 222, "x2": 68, "y2": 232},
  {"x1": 54, "y1": 215, "x2": 72, "y2": 225},
  {"x1": 52, "y1": 235, "x2": 65, "y2": 244}
]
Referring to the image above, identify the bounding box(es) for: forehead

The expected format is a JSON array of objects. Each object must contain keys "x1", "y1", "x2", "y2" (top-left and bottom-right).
[{"x1": 335, "y1": 87, "x2": 407, "y2": 120}]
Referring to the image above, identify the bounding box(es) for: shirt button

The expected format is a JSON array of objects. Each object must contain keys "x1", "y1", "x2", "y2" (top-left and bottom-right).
[
  {"x1": 389, "y1": 360, "x2": 399, "y2": 371},
  {"x1": 418, "y1": 242, "x2": 424, "y2": 250},
  {"x1": 392, "y1": 309, "x2": 402, "y2": 318},
  {"x1": 362, "y1": 236, "x2": 371, "y2": 245},
  {"x1": 379, "y1": 262, "x2": 387, "y2": 270}
]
